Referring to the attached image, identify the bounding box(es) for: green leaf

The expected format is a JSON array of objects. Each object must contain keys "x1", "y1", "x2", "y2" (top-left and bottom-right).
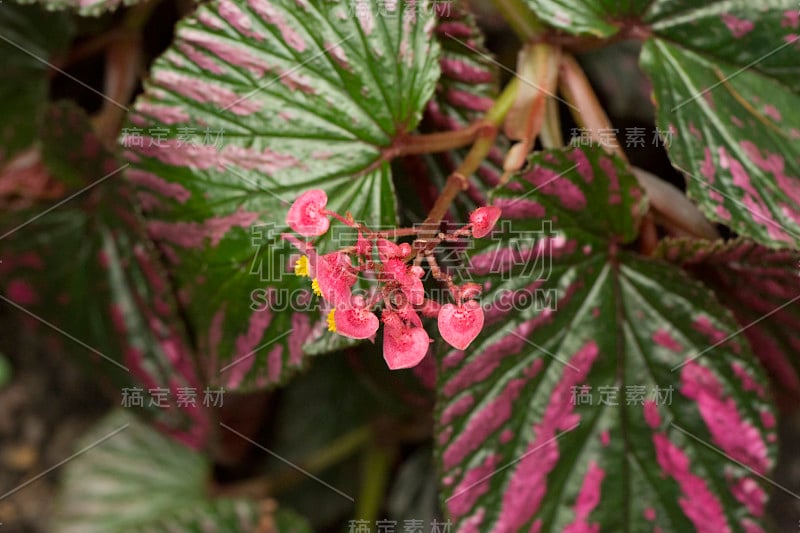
[
  {"x1": 0, "y1": 4, "x2": 72, "y2": 164},
  {"x1": 520, "y1": 0, "x2": 650, "y2": 37},
  {"x1": 0, "y1": 351, "x2": 11, "y2": 388},
  {"x1": 387, "y1": 446, "x2": 442, "y2": 524},
  {"x1": 0, "y1": 103, "x2": 208, "y2": 448},
  {"x1": 435, "y1": 147, "x2": 777, "y2": 532},
  {"x1": 124, "y1": 0, "x2": 441, "y2": 390},
  {"x1": 53, "y1": 410, "x2": 311, "y2": 532},
  {"x1": 657, "y1": 237, "x2": 800, "y2": 405}
]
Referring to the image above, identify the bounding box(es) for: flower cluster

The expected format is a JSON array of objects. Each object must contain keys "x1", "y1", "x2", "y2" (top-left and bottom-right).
[{"x1": 285, "y1": 189, "x2": 501, "y2": 370}]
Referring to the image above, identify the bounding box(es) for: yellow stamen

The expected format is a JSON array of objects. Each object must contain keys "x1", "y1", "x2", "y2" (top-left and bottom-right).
[
  {"x1": 294, "y1": 255, "x2": 310, "y2": 277},
  {"x1": 311, "y1": 278, "x2": 322, "y2": 296},
  {"x1": 326, "y1": 309, "x2": 337, "y2": 332}
]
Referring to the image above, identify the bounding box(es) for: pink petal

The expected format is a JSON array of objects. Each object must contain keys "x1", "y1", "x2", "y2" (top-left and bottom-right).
[
  {"x1": 316, "y1": 252, "x2": 357, "y2": 304},
  {"x1": 381, "y1": 258, "x2": 424, "y2": 306},
  {"x1": 420, "y1": 298, "x2": 441, "y2": 317},
  {"x1": 334, "y1": 306, "x2": 379, "y2": 339},
  {"x1": 377, "y1": 238, "x2": 402, "y2": 261},
  {"x1": 395, "y1": 303, "x2": 423, "y2": 328},
  {"x1": 470, "y1": 205, "x2": 502, "y2": 238},
  {"x1": 382, "y1": 258, "x2": 407, "y2": 281},
  {"x1": 287, "y1": 189, "x2": 330, "y2": 236},
  {"x1": 459, "y1": 282, "x2": 482, "y2": 300},
  {"x1": 282, "y1": 234, "x2": 318, "y2": 276},
  {"x1": 401, "y1": 274, "x2": 425, "y2": 306},
  {"x1": 355, "y1": 232, "x2": 372, "y2": 256},
  {"x1": 383, "y1": 321, "x2": 431, "y2": 369},
  {"x1": 438, "y1": 300, "x2": 484, "y2": 350}
]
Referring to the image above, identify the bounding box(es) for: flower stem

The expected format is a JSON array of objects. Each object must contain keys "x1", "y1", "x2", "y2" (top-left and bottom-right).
[
  {"x1": 490, "y1": 0, "x2": 545, "y2": 40},
  {"x1": 354, "y1": 439, "x2": 395, "y2": 523},
  {"x1": 383, "y1": 227, "x2": 423, "y2": 238},
  {"x1": 558, "y1": 54, "x2": 628, "y2": 162},
  {"x1": 211, "y1": 425, "x2": 371, "y2": 499},
  {"x1": 558, "y1": 55, "x2": 719, "y2": 242},
  {"x1": 421, "y1": 79, "x2": 520, "y2": 230},
  {"x1": 632, "y1": 167, "x2": 719, "y2": 240},
  {"x1": 387, "y1": 122, "x2": 496, "y2": 157},
  {"x1": 540, "y1": 97, "x2": 564, "y2": 148}
]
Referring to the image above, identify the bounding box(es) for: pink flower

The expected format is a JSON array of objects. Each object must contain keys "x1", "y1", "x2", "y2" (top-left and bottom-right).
[
  {"x1": 283, "y1": 234, "x2": 318, "y2": 277},
  {"x1": 315, "y1": 252, "x2": 357, "y2": 305},
  {"x1": 419, "y1": 298, "x2": 441, "y2": 318},
  {"x1": 287, "y1": 189, "x2": 330, "y2": 236},
  {"x1": 355, "y1": 232, "x2": 372, "y2": 256},
  {"x1": 459, "y1": 282, "x2": 482, "y2": 300},
  {"x1": 470, "y1": 205, "x2": 502, "y2": 238},
  {"x1": 400, "y1": 267, "x2": 425, "y2": 306},
  {"x1": 377, "y1": 238, "x2": 402, "y2": 262},
  {"x1": 394, "y1": 301, "x2": 423, "y2": 328},
  {"x1": 329, "y1": 297, "x2": 379, "y2": 339},
  {"x1": 378, "y1": 239, "x2": 424, "y2": 305},
  {"x1": 438, "y1": 300, "x2": 484, "y2": 350},
  {"x1": 382, "y1": 311, "x2": 430, "y2": 369}
]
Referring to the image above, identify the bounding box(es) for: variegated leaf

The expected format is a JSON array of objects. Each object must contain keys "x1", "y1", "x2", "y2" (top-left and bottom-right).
[
  {"x1": 657, "y1": 237, "x2": 800, "y2": 406},
  {"x1": 11, "y1": 0, "x2": 144, "y2": 16},
  {"x1": 0, "y1": 4, "x2": 71, "y2": 165},
  {"x1": 53, "y1": 410, "x2": 311, "y2": 532},
  {"x1": 435, "y1": 147, "x2": 777, "y2": 532},
  {"x1": 0, "y1": 103, "x2": 209, "y2": 449},
  {"x1": 522, "y1": 0, "x2": 800, "y2": 249},
  {"x1": 399, "y1": 3, "x2": 505, "y2": 221},
  {"x1": 124, "y1": 0, "x2": 441, "y2": 390}
]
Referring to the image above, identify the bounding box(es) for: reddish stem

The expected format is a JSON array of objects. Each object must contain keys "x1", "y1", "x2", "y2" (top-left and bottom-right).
[{"x1": 384, "y1": 122, "x2": 496, "y2": 159}]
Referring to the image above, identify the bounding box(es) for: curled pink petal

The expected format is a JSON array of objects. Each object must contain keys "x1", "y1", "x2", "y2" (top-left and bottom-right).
[
  {"x1": 381, "y1": 258, "x2": 424, "y2": 306},
  {"x1": 401, "y1": 274, "x2": 425, "y2": 306},
  {"x1": 355, "y1": 232, "x2": 372, "y2": 256},
  {"x1": 382, "y1": 258, "x2": 407, "y2": 281},
  {"x1": 377, "y1": 238, "x2": 403, "y2": 261},
  {"x1": 420, "y1": 298, "x2": 442, "y2": 318},
  {"x1": 333, "y1": 306, "x2": 379, "y2": 339},
  {"x1": 438, "y1": 300, "x2": 484, "y2": 350},
  {"x1": 282, "y1": 234, "x2": 318, "y2": 277},
  {"x1": 383, "y1": 313, "x2": 430, "y2": 370},
  {"x1": 394, "y1": 301, "x2": 423, "y2": 328},
  {"x1": 459, "y1": 282, "x2": 482, "y2": 300},
  {"x1": 470, "y1": 205, "x2": 502, "y2": 238},
  {"x1": 287, "y1": 189, "x2": 330, "y2": 236},
  {"x1": 316, "y1": 252, "x2": 357, "y2": 305}
]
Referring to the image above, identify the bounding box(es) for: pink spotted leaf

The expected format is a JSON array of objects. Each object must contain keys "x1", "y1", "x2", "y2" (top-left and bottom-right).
[
  {"x1": 0, "y1": 103, "x2": 209, "y2": 449},
  {"x1": 657, "y1": 237, "x2": 800, "y2": 406},
  {"x1": 524, "y1": 2, "x2": 800, "y2": 248},
  {"x1": 122, "y1": 0, "x2": 440, "y2": 389},
  {"x1": 436, "y1": 147, "x2": 776, "y2": 532}
]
